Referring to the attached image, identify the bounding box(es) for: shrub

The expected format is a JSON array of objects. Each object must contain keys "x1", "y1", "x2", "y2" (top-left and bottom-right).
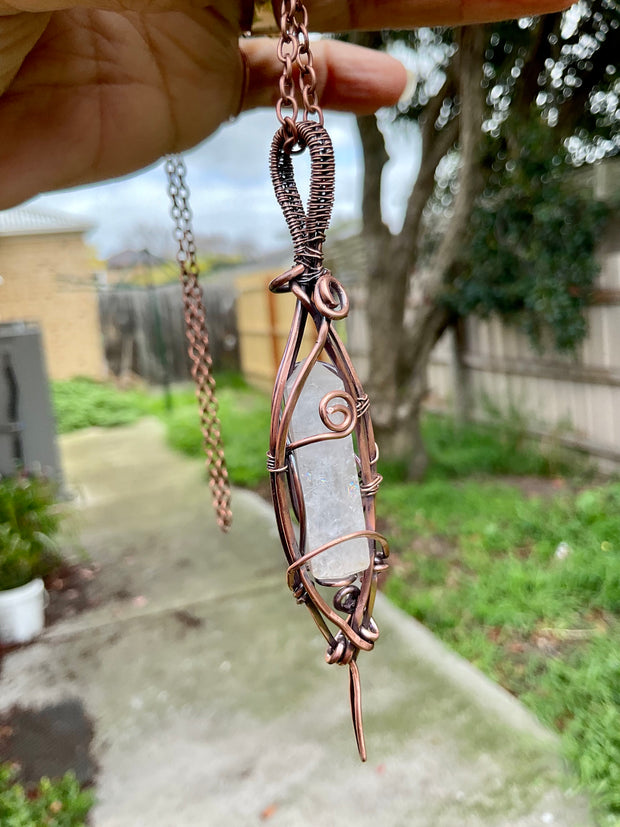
[
  {"x1": 0, "y1": 763, "x2": 94, "y2": 826},
  {"x1": 0, "y1": 476, "x2": 62, "y2": 591}
]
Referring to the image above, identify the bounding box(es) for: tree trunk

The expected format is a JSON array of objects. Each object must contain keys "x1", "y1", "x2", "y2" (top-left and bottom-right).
[
  {"x1": 451, "y1": 317, "x2": 471, "y2": 425},
  {"x1": 372, "y1": 300, "x2": 452, "y2": 478},
  {"x1": 358, "y1": 25, "x2": 486, "y2": 479}
]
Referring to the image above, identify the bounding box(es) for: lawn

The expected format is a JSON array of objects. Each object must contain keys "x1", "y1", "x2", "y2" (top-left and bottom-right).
[
  {"x1": 52, "y1": 377, "x2": 620, "y2": 824},
  {"x1": 382, "y1": 477, "x2": 619, "y2": 823},
  {"x1": 381, "y1": 417, "x2": 619, "y2": 824},
  {"x1": 52, "y1": 373, "x2": 271, "y2": 488}
]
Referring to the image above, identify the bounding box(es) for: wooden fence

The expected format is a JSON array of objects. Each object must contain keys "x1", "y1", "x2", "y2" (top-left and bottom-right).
[
  {"x1": 344, "y1": 236, "x2": 620, "y2": 467},
  {"x1": 429, "y1": 240, "x2": 620, "y2": 465},
  {"x1": 229, "y1": 231, "x2": 620, "y2": 468},
  {"x1": 235, "y1": 269, "x2": 323, "y2": 394},
  {"x1": 98, "y1": 277, "x2": 239, "y2": 384}
]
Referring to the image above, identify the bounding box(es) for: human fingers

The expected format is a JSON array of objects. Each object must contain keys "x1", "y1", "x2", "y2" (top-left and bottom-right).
[
  {"x1": 288, "y1": 0, "x2": 574, "y2": 31},
  {"x1": 241, "y1": 37, "x2": 408, "y2": 116},
  {"x1": 1, "y1": 0, "x2": 573, "y2": 25},
  {"x1": 0, "y1": 12, "x2": 49, "y2": 93},
  {"x1": 0, "y1": 1, "x2": 239, "y2": 14},
  {"x1": 0, "y1": 6, "x2": 243, "y2": 208},
  {"x1": 0, "y1": 1, "x2": 247, "y2": 96}
]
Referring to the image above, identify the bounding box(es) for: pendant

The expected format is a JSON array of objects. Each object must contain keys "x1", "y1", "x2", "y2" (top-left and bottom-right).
[{"x1": 269, "y1": 119, "x2": 389, "y2": 761}]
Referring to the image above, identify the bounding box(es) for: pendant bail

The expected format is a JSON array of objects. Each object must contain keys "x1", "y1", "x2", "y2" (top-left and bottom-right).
[{"x1": 270, "y1": 120, "x2": 335, "y2": 281}]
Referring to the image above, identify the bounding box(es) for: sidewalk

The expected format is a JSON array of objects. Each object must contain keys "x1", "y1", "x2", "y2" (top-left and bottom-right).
[{"x1": 0, "y1": 419, "x2": 592, "y2": 826}]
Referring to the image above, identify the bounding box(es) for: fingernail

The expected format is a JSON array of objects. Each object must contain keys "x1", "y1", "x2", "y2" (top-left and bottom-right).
[{"x1": 398, "y1": 70, "x2": 417, "y2": 107}]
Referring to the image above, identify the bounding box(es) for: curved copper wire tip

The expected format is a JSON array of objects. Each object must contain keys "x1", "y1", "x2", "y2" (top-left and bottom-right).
[{"x1": 349, "y1": 659, "x2": 367, "y2": 762}]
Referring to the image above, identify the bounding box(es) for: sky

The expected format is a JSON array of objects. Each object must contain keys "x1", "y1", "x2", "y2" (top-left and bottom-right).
[{"x1": 30, "y1": 108, "x2": 422, "y2": 262}]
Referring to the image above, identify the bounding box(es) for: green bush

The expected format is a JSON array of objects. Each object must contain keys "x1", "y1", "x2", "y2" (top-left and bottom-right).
[
  {"x1": 0, "y1": 476, "x2": 63, "y2": 591},
  {"x1": 0, "y1": 763, "x2": 94, "y2": 826}
]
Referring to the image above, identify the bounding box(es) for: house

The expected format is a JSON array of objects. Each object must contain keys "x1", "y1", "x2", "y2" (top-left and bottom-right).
[{"x1": 0, "y1": 206, "x2": 105, "y2": 380}]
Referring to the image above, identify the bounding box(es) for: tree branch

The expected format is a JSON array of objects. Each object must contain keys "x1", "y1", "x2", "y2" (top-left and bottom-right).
[
  {"x1": 399, "y1": 65, "x2": 459, "y2": 260},
  {"x1": 428, "y1": 26, "x2": 485, "y2": 290},
  {"x1": 420, "y1": 70, "x2": 456, "y2": 154},
  {"x1": 403, "y1": 24, "x2": 486, "y2": 358},
  {"x1": 511, "y1": 14, "x2": 561, "y2": 127},
  {"x1": 356, "y1": 113, "x2": 390, "y2": 241},
  {"x1": 399, "y1": 115, "x2": 460, "y2": 258}
]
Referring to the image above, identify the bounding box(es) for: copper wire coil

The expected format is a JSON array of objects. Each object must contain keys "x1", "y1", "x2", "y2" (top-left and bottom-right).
[{"x1": 270, "y1": 121, "x2": 335, "y2": 277}]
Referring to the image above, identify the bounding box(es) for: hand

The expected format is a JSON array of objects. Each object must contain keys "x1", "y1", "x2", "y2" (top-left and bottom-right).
[{"x1": 0, "y1": 0, "x2": 571, "y2": 208}]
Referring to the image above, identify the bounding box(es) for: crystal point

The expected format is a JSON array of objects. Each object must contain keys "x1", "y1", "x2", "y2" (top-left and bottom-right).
[{"x1": 285, "y1": 362, "x2": 370, "y2": 582}]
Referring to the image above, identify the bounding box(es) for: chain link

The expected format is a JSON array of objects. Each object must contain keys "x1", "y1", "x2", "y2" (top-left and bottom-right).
[
  {"x1": 160, "y1": 2, "x2": 323, "y2": 531},
  {"x1": 165, "y1": 155, "x2": 232, "y2": 532},
  {"x1": 276, "y1": 0, "x2": 324, "y2": 151}
]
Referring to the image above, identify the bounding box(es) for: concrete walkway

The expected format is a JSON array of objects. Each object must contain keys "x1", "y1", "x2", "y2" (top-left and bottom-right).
[{"x1": 0, "y1": 419, "x2": 592, "y2": 826}]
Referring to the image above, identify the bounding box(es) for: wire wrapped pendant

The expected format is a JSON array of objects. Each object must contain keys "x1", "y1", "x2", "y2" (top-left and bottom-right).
[{"x1": 268, "y1": 119, "x2": 389, "y2": 761}]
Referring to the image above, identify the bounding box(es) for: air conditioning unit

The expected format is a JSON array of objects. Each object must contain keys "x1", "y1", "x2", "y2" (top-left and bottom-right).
[{"x1": 0, "y1": 322, "x2": 62, "y2": 483}]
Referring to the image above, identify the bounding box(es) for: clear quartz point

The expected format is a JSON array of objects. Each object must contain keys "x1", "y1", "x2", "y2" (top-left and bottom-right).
[{"x1": 285, "y1": 361, "x2": 370, "y2": 583}]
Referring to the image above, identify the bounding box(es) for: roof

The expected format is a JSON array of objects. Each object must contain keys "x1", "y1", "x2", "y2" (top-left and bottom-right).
[
  {"x1": 0, "y1": 206, "x2": 94, "y2": 237},
  {"x1": 107, "y1": 249, "x2": 168, "y2": 270}
]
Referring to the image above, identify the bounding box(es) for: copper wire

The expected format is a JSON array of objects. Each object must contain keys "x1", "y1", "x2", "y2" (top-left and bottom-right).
[{"x1": 269, "y1": 0, "x2": 389, "y2": 762}]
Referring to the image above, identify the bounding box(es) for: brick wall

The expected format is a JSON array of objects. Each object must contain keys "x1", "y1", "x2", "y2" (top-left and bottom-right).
[{"x1": 0, "y1": 232, "x2": 104, "y2": 380}]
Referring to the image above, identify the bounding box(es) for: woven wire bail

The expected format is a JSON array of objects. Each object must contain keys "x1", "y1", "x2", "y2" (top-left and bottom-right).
[{"x1": 270, "y1": 120, "x2": 335, "y2": 278}]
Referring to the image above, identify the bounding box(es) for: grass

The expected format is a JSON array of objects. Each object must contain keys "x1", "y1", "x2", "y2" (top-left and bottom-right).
[
  {"x1": 51, "y1": 378, "x2": 619, "y2": 822},
  {"x1": 382, "y1": 420, "x2": 619, "y2": 824},
  {"x1": 163, "y1": 381, "x2": 271, "y2": 487},
  {"x1": 52, "y1": 373, "x2": 271, "y2": 488},
  {"x1": 379, "y1": 413, "x2": 593, "y2": 483}
]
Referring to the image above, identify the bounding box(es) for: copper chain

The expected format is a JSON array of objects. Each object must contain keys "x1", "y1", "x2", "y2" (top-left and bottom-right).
[
  {"x1": 276, "y1": 0, "x2": 323, "y2": 151},
  {"x1": 165, "y1": 155, "x2": 232, "y2": 532},
  {"x1": 161, "y1": 1, "x2": 320, "y2": 532}
]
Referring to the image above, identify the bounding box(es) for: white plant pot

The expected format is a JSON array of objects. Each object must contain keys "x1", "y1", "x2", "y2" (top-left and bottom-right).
[{"x1": 0, "y1": 578, "x2": 46, "y2": 645}]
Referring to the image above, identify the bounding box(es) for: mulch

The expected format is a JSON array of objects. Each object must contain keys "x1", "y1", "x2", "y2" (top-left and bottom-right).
[{"x1": 0, "y1": 700, "x2": 97, "y2": 788}]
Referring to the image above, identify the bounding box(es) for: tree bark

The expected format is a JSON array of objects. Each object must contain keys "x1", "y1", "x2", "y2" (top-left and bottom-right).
[
  {"x1": 357, "y1": 25, "x2": 486, "y2": 479},
  {"x1": 452, "y1": 317, "x2": 471, "y2": 425},
  {"x1": 358, "y1": 103, "x2": 457, "y2": 461}
]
